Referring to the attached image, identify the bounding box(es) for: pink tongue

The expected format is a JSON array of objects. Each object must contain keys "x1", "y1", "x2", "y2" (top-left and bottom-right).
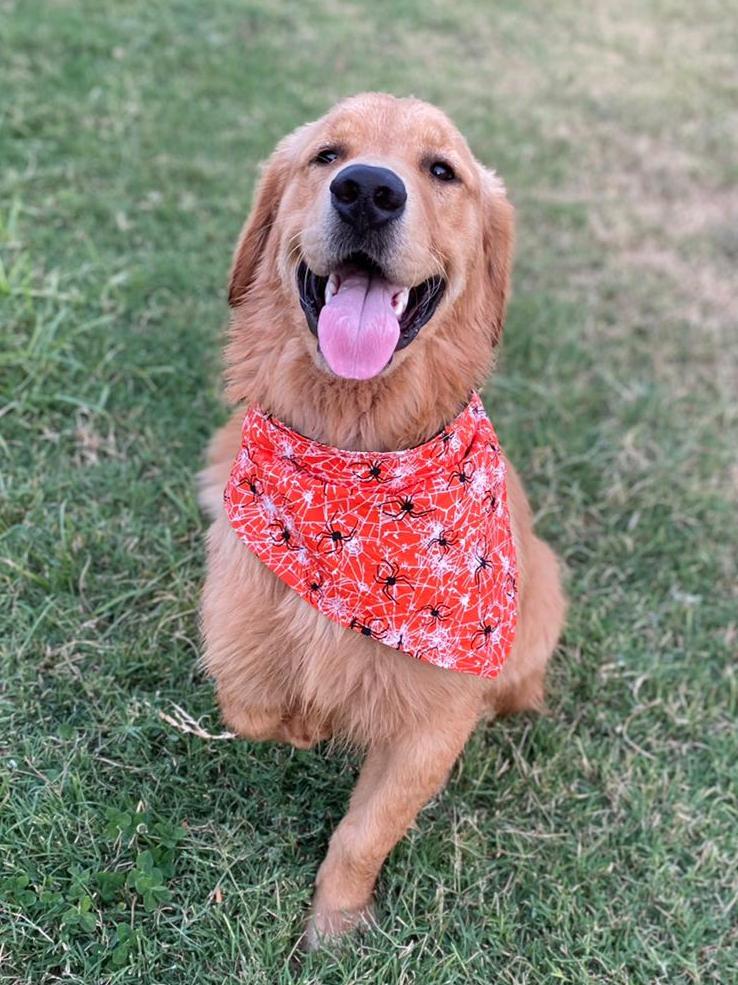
[{"x1": 318, "y1": 269, "x2": 400, "y2": 379}]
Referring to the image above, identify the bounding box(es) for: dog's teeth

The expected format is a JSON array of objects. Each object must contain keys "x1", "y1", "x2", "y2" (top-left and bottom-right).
[
  {"x1": 392, "y1": 288, "x2": 410, "y2": 316},
  {"x1": 324, "y1": 272, "x2": 340, "y2": 305}
]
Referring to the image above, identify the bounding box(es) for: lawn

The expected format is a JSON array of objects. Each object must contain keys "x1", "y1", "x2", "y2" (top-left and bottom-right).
[{"x1": 1, "y1": 0, "x2": 736, "y2": 982}]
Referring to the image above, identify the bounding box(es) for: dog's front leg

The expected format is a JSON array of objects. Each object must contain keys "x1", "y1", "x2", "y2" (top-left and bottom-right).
[{"x1": 302, "y1": 708, "x2": 480, "y2": 949}]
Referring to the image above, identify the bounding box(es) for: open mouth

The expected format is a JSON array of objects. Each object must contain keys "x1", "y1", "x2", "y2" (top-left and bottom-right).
[{"x1": 297, "y1": 251, "x2": 446, "y2": 380}]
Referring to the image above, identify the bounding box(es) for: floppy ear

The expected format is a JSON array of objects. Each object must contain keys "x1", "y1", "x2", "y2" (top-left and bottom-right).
[
  {"x1": 228, "y1": 141, "x2": 292, "y2": 307},
  {"x1": 478, "y1": 169, "x2": 515, "y2": 345}
]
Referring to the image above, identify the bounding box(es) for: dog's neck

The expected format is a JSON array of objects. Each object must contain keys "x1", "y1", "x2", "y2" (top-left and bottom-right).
[
  {"x1": 269, "y1": 371, "x2": 475, "y2": 452},
  {"x1": 224, "y1": 288, "x2": 494, "y2": 453}
]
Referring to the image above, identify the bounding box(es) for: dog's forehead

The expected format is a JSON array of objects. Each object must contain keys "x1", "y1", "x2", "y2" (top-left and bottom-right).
[{"x1": 318, "y1": 96, "x2": 466, "y2": 156}]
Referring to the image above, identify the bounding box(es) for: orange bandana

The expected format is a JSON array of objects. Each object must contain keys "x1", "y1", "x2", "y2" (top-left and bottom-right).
[{"x1": 224, "y1": 393, "x2": 518, "y2": 678}]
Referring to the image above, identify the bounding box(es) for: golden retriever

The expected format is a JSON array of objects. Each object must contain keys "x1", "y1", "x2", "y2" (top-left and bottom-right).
[{"x1": 199, "y1": 92, "x2": 566, "y2": 949}]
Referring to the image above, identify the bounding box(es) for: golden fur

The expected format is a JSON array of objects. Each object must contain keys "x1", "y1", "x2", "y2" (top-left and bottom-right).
[{"x1": 199, "y1": 93, "x2": 566, "y2": 948}]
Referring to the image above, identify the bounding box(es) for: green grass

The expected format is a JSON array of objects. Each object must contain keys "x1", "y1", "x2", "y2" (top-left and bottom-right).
[{"x1": 1, "y1": 0, "x2": 736, "y2": 981}]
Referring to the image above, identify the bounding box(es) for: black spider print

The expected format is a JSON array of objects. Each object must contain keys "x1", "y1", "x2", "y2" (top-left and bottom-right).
[
  {"x1": 239, "y1": 441, "x2": 257, "y2": 465},
  {"x1": 306, "y1": 571, "x2": 326, "y2": 600},
  {"x1": 414, "y1": 644, "x2": 441, "y2": 665},
  {"x1": 427, "y1": 527, "x2": 458, "y2": 554},
  {"x1": 420, "y1": 602, "x2": 453, "y2": 622},
  {"x1": 381, "y1": 494, "x2": 434, "y2": 522},
  {"x1": 482, "y1": 489, "x2": 498, "y2": 514},
  {"x1": 435, "y1": 429, "x2": 455, "y2": 457},
  {"x1": 473, "y1": 541, "x2": 494, "y2": 583},
  {"x1": 268, "y1": 519, "x2": 301, "y2": 551},
  {"x1": 264, "y1": 413, "x2": 292, "y2": 434},
  {"x1": 238, "y1": 471, "x2": 263, "y2": 501},
  {"x1": 448, "y1": 461, "x2": 475, "y2": 490},
  {"x1": 374, "y1": 559, "x2": 413, "y2": 600},
  {"x1": 354, "y1": 459, "x2": 392, "y2": 484},
  {"x1": 349, "y1": 615, "x2": 388, "y2": 640},
  {"x1": 471, "y1": 619, "x2": 499, "y2": 649},
  {"x1": 505, "y1": 573, "x2": 517, "y2": 600},
  {"x1": 316, "y1": 513, "x2": 358, "y2": 554},
  {"x1": 280, "y1": 452, "x2": 309, "y2": 475}
]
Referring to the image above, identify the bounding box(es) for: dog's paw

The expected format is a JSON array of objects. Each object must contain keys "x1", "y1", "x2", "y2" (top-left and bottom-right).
[
  {"x1": 278, "y1": 715, "x2": 331, "y2": 750},
  {"x1": 300, "y1": 901, "x2": 375, "y2": 951}
]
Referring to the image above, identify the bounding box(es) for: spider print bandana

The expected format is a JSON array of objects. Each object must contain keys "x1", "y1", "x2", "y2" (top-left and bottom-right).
[{"x1": 224, "y1": 393, "x2": 518, "y2": 678}]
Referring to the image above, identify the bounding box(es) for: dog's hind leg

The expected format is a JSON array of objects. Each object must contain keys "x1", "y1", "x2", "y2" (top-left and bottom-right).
[{"x1": 487, "y1": 534, "x2": 566, "y2": 717}]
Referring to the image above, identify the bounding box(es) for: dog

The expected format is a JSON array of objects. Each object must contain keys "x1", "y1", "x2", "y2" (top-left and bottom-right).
[{"x1": 198, "y1": 92, "x2": 566, "y2": 949}]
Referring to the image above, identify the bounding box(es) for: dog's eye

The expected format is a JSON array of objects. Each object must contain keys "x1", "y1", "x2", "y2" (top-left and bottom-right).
[
  {"x1": 312, "y1": 148, "x2": 340, "y2": 165},
  {"x1": 429, "y1": 161, "x2": 456, "y2": 182}
]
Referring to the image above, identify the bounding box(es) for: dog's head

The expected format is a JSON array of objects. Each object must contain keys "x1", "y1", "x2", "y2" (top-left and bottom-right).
[{"x1": 226, "y1": 93, "x2": 513, "y2": 411}]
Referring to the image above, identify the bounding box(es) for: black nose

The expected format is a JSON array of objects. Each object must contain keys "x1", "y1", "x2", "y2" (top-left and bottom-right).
[{"x1": 330, "y1": 164, "x2": 407, "y2": 231}]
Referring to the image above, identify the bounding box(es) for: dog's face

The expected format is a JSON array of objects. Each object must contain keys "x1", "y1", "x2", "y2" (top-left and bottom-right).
[{"x1": 228, "y1": 93, "x2": 513, "y2": 383}]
